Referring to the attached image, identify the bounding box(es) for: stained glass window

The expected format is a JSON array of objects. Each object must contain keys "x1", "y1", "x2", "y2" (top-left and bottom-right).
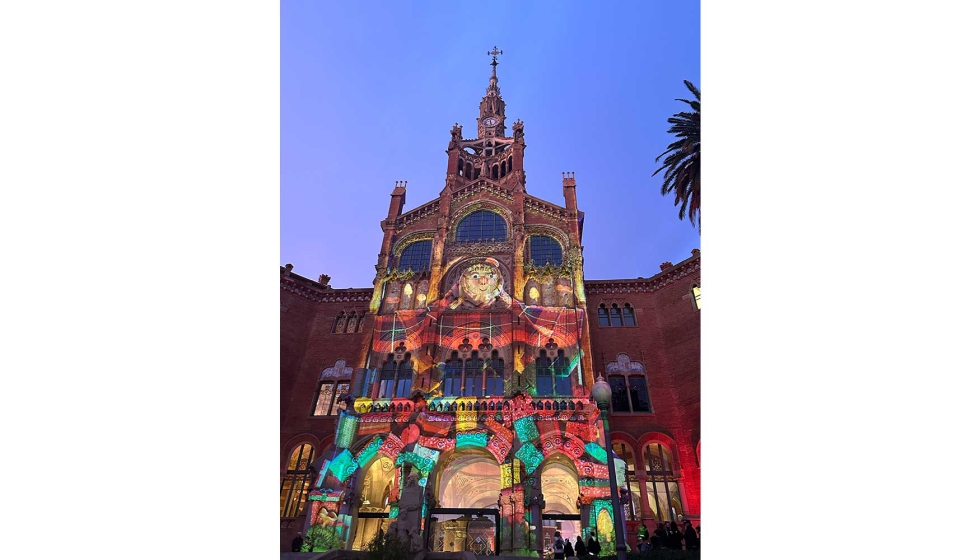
[
  {"x1": 399, "y1": 240, "x2": 432, "y2": 271},
  {"x1": 455, "y1": 210, "x2": 507, "y2": 242},
  {"x1": 280, "y1": 444, "x2": 315, "y2": 518},
  {"x1": 529, "y1": 235, "x2": 563, "y2": 266},
  {"x1": 312, "y1": 382, "x2": 333, "y2": 416},
  {"x1": 312, "y1": 381, "x2": 351, "y2": 416}
]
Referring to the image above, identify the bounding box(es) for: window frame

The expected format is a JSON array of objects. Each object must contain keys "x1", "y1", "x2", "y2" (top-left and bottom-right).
[
  {"x1": 528, "y1": 235, "x2": 564, "y2": 266},
  {"x1": 398, "y1": 240, "x2": 433, "y2": 272},
  {"x1": 455, "y1": 210, "x2": 507, "y2": 243},
  {"x1": 280, "y1": 444, "x2": 316, "y2": 518}
]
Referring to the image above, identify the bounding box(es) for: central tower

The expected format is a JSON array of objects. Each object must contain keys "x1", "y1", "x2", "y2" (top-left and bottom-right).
[{"x1": 310, "y1": 50, "x2": 610, "y2": 558}]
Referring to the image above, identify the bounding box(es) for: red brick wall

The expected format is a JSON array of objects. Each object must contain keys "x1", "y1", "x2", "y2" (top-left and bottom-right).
[{"x1": 586, "y1": 256, "x2": 701, "y2": 518}]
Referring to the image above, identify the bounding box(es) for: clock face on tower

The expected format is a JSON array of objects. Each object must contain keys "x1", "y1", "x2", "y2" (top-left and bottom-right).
[{"x1": 482, "y1": 117, "x2": 498, "y2": 127}]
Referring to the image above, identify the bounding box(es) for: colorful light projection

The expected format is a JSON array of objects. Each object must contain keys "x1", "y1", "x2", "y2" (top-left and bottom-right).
[
  {"x1": 335, "y1": 411, "x2": 358, "y2": 448},
  {"x1": 327, "y1": 449, "x2": 358, "y2": 483},
  {"x1": 515, "y1": 442, "x2": 545, "y2": 473},
  {"x1": 584, "y1": 442, "x2": 607, "y2": 463},
  {"x1": 370, "y1": 305, "x2": 586, "y2": 397},
  {"x1": 514, "y1": 417, "x2": 539, "y2": 443},
  {"x1": 456, "y1": 430, "x2": 489, "y2": 448}
]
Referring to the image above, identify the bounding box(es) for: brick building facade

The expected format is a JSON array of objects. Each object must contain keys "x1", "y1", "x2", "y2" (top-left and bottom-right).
[{"x1": 280, "y1": 54, "x2": 700, "y2": 554}]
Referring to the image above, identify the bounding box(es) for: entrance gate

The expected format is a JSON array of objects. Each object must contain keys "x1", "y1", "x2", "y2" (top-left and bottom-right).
[
  {"x1": 426, "y1": 508, "x2": 500, "y2": 556},
  {"x1": 543, "y1": 513, "x2": 582, "y2": 556}
]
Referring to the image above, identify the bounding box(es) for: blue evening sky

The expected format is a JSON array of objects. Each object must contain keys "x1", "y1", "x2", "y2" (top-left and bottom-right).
[{"x1": 282, "y1": 1, "x2": 700, "y2": 288}]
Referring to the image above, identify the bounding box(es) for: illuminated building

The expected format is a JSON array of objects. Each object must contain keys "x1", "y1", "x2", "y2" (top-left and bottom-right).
[{"x1": 280, "y1": 50, "x2": 700, "y2": 554}]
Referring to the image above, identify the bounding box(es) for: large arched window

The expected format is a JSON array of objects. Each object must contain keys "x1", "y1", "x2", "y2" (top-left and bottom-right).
[
  {"x1": 455, "y1": 210, "x2": 507, "y2": 242},
  {"x1": 613, "y1": 442, "x2": 641, "y2": 521},
  {"x1": 528, "y1": 235, "x2": 563, "y2": 266},
  {"x1": 643, "y1": 442, "x2": 683, "y2": 522},
  {"x1": 398, "y1": 240, "x2": 433, "y2": 271},
  {"x1": 280, "y1": 444, "x2": 315, "y2": 518}
]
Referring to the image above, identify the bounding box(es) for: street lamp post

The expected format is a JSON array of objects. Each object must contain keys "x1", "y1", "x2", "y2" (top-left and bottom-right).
[{"x1": 591, "y1": 375, "x2": 628, "y2": 560}]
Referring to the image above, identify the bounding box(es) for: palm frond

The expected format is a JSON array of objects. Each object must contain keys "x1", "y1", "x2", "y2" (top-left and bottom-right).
[{"x1": 652, "y1": 80, "x2": 700, "y2": 229}]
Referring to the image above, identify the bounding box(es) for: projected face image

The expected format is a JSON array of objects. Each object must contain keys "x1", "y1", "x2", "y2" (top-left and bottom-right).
[{"x1": 461, "y1": 263, "x2": 502, "y2": 305}]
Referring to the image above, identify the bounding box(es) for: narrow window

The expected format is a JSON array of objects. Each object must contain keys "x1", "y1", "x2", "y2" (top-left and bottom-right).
[
  {"x1": 692, "y1": 284, "x2": 702, "y2": 310},
  {"x1": 554, "y1": 349, "x2": 571, "y2": 396},
  {"x1": 464, "y1": 352, "x2": 482, "y2": 396},
  {"x1": 609, "y1": 375, "x2": 630, "y2": 412},
  {"x1": 644, "y1": 443, "x2": 682, "y2": 522},
  {"x1": 312, "y1": 381, "x2": 334, "y2": 416},
  {"x1": 598, "y1": 304, "x2": 610, "y2": 327},
  {"x1": 610, "y1": 304, "x2": 624, "y2": 327},
  {"x1": 536, "y1": 350, "x2": 553, "y2": 397},
  {"x1": 329, "y1": 382, "x2": 350, "y2": 415},
  {"x1": 623, "y1": 303, "x2": 637, "y2": 326},
  {"x1": 613, "y1": 442, "x2": 641, "y2": 521},
  {"x1": 628, "y1": 377, "x2": 651, "y2": 412},
  {"x1": 486, "y1": 350, "x2": 504, "y2": 396},
  {"x1": 395, "y1": 355, "x2": 413, "y2": 398},
  {"x1": 378, "y1": 355, "x2": 396, "y2": 398},
  {"x1": 280, "y1": 444, "x2": 315, "y2": 518},
  {"x1": 443, "y1": 352, "x2": 463, "y2": 397}
]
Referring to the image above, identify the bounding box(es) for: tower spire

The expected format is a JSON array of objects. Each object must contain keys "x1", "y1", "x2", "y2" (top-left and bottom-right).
[
  {"x1": 486, "y1": 46, "x2": 503, "y2": 96},
  {"x1": 479, "y1": 46, "x2": 506, "y2": 136}
]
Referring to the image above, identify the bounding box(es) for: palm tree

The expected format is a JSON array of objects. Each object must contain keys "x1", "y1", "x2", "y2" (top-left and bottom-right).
[{"x1": 652, "y1": 80, "x2": 700, "y2": 228}]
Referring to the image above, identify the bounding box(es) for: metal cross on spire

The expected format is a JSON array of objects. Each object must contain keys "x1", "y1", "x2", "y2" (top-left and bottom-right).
[{"x1": 487, "y1": 46, "x2": 503, "y2": 68}]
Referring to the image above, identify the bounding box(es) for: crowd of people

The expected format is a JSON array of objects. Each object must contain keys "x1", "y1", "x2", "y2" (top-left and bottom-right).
[
  {"x1": 553, "y1": 520, "x2": 700, "y2": 558},
  {"x1": 636, "y1": 520, "x2": 699, "y2": 552},
  {"x1": 553, "y1": 532, "x2": 602, "y2": 559}
]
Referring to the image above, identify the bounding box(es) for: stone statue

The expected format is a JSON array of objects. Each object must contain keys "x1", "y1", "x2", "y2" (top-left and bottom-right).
[
  {"x1": 397, "y1": 471, "x2": 425, "y2": 537},
  {"x1": 410, "y1": 528, "x2": 423, "y2": 553}
]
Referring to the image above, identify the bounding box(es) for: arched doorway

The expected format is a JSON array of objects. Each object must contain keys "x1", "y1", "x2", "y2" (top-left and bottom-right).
[
  {"x1": 540, "y1": 458, "x2": 581, "y2": 546},
  {"x1": 427, "y1": 450, "x2": 501, "y2": 555},
  {"x1": 350, "y1": 455, "x2": 398, "y2": 550}
]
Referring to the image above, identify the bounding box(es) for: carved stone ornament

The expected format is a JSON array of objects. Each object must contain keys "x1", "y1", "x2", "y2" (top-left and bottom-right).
[{"x1": 447, "y1": 241, "x2": 513, "y2": 256}]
